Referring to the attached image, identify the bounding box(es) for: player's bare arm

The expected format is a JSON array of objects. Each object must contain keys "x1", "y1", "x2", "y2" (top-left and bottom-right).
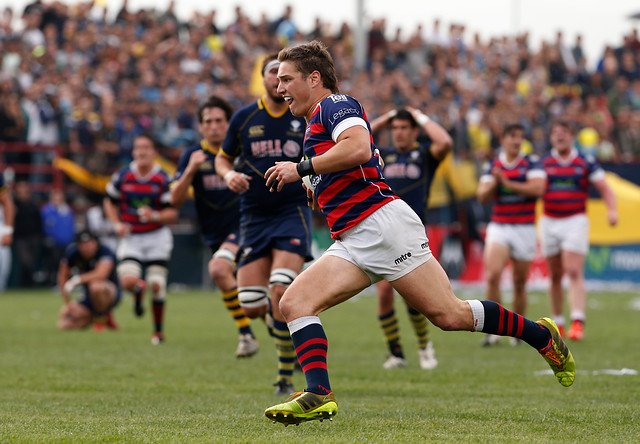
[
  {"x1": 477, "y1": 174, "x2": 499, "y2": 204},
  {"x1": 57, "y1": 260, "x2": 72, "y2": 304},
  {"x1": 170, "y1": 150, "x2": 208, "y2": 207},
  {"x1": 406, "y1": 107, "x2": 452, "y2": 160},
  {"x1": 214, "y1": 152, "x2": 251, "y2": 193},
  {"x1": 499, "y1": 176, "x2": 546, "y2": 198},
  {"x1": 0, "y1": 188, "x2": 15, "y2": 246},
  {"x1": 103, "y1": 198, "x2": 129, "y2": 237},
  {"x1": 137, "y1": 206, "x2": 178, "y2": 224},
  {"x1": 369, "y1": 109, "x2": 397, "y2": 134},
  {"x1": 593, "y1": 177, "x2": 618, "y2": 226}
]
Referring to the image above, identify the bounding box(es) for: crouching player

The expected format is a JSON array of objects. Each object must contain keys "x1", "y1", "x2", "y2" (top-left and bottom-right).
[{"x1": 57, "y1": 230, "x2": 120, "y2": 330}]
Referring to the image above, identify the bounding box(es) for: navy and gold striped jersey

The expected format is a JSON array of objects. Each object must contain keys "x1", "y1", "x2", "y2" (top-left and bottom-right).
[
  {"x1": 173, "y1": 140, "x2": 240, "y2": 248},
  {"x1": 379, "y1": 142, "x2": 440, "y2": 223},
  {"x1": 221, "y1": 97, "x2": 307, "y2": 215}
]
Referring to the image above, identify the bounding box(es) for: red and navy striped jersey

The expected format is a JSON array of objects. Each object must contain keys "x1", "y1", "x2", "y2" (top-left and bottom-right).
[
  {"x1": 304, "y1": 94, "x2": 395, "y2": 239},
  {"x1": 106, "y1": 162, "x2": 172, "y2": 233},
  {"x1": 173, "y1": 140, "x2": 240, "y2": 247},
  {"x1": 541, "y1": 148, "x2": 605, "y2": 218},
  {"x1": 379, "y1": 142, "x2": 440, "y2": 223},
  {"x1": 221, "y1": 97, "x2": 308, "y2": 215},
  {"x1": 480, "y1": 151, "x2": 545, "y2": 224}
]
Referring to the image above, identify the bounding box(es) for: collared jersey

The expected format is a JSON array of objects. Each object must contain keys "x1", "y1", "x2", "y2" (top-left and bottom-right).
[
  {"x1": 63, "y1": 243, "x2": 118, "y2": 286},
  {"x1": 541, "y1": 148, "x2": 605, "y2": 218},
  {"x1": 173, "y1": 140, "x2": 240, "y2": 246},
  {"x1": 221, "y1": 97, "x2": 307, "y2": 215},
  {"x1": 106, "y1": 162, "x2": 172, "y2": 233},
  {"x1": 480, "y1": 151, "x2": 546, "y2": 224},
  {"x1": 379, "y1": 141, "x2": 440, "y2": 222},
  {"x1": 304, "y1": 94, "x2": 395, "y2": 239}
]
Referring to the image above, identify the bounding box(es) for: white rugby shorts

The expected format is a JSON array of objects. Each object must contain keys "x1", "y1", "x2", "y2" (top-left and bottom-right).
[
  {"x1": 539, "y1": 213, "x2": 589, "y2": 257},
  {"x1": 485, "y1": 222, "x2": 537, "y2": 261},
  {"x1": 325, "y1": 199, "x2": 433, "y2": 284},
  {"x1": 116, "y1": 226, "x2": 174, "y2": 262}
]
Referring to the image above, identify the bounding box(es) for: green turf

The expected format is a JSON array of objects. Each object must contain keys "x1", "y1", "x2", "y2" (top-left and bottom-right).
[{"x1": 1, "y1": 288, "x2": 639, "y2": 443}]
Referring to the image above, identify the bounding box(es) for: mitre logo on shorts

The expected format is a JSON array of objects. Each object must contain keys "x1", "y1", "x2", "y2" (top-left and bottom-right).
[
  {"x1": 289, "y1": 238, "x2": 301, "y2": 246},
  {"x1": 394, "y1": 251, "x2": 412, "y2": 265}
]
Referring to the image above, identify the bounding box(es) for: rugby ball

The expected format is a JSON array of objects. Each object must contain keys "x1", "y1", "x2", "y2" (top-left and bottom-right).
[{"x1": 302, "y1": 174, "x2": 315, "y2": 192}]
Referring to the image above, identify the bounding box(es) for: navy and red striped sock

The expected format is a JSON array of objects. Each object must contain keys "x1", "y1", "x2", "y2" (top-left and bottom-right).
[
  {"x1": 288, "y1": 316, "x2": 331, "y2": 396},
  {"x1": 469, "y1": 300, "x2": 550, "y2": 350},
  {"x1": 152, "y1": 300, "x2": 164, "y2": 333}
]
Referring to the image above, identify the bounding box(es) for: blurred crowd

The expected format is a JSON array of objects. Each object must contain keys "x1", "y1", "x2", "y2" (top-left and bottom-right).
[
  {"x1": 1, "y1": 1, "x2": 639, "y2": 289},
  {"x1": 0, "y1": 0, "x2": 639, "y2": 174}
]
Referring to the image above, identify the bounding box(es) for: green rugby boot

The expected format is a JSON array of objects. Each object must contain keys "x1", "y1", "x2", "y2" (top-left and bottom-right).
[
  {"x1": 537, "y1": 317, "x2": 576, "y2": 387},
  {"x1": 265, "y1": 391, "x2": 337, "y2": 425}
]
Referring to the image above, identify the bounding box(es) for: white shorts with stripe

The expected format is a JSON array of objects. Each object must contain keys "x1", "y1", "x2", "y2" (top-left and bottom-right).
[
  {"x1": 325, "y1": 199, "x2": 433, "y2": 284},
  {"x1": 539, "y1": 213, "x2": 589, "y2": 257},
  {"x1": 116, "y1": 226, "x2": 174, "y2": 263},
  {"x1": 485, "y1": 222, "x2": 537, "y2": 261}
]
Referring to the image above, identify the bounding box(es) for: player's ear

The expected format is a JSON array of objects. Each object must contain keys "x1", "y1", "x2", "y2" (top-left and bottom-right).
[{"x1": 309, "y1": 70, "x2": 322, "y2": 87}]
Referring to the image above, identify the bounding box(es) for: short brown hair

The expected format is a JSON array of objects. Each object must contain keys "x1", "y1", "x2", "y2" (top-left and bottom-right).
[
  {"x1": 502, "y1": 123, "x2": 525, "y2": 137},
  {"x1": 278, "y1": 40, "x2": 339, "y2": 94},
  {"x1": 551, "y1": 118, "x2": 575, "y2": 134}
]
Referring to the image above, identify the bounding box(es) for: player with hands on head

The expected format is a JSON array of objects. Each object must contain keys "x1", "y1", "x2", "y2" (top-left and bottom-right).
[{"x1": 368, "y1": 106, "x2": 452, "y2": 369}]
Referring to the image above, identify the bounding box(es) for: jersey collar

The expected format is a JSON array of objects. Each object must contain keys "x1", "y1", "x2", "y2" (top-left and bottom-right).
[
  {"x1": 200, "y1": 139, "x2": 218, "y2": 155},
  {"x1": 551, "y1": 147, "x2": 578, "y2": 165},
  {"x1": 498, "y1": 148, "x2": 524, "y2": 168},
  {"x1": 259, "y1": 96, "x2": 288, "y2": 118},
  {"x1": 130, "y1": 161, "x2": 160, "y2": 181}
]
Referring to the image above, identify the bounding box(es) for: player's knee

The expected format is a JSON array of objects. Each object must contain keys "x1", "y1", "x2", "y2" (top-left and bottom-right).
[
  {"x1": 146, "y1": 265, "x2": 168, "y2": 300},
  {"x1": 512, "y1": 274, "x2": 527, "y2": 291},
  {"x1": 238, "y1": 286, "x2": 269, "y2": 318},
  {"x1": 210, "y1": 249, "x2": 236, "y2": 281},
  {"x1": 486, "y1": 269, "x2": 502, "y2": 286},
  {"x1": 117, "y1": 260, "x2": 142, "y2": 288},
  {"x1": 209, "y1": 259, "x2": 233, "y2": 284},
  {"x1": 564, "y1": 265, "x2": 583, "y2": 281},
  {"x1": 87, "y1": 280, "x2": 103, "y2": 295},
  {"x1": 277, "y1": 288, "x2": 299, "y2": 321}
]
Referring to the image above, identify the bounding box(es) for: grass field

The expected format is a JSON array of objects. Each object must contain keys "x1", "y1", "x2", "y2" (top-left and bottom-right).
[{"x1": 1, "y1": 287, "x2": 639, "y2": 443}]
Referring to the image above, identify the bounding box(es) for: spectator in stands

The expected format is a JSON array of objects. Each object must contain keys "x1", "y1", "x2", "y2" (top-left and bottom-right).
[
  {"x1": 12, "y1": 180, "x2": 42, "y2": 287},
  {"x1": 0, "y1": 170, "x2": 15, "y2": 291},
  {"x1": 41, "y1": 189, "x2": 75, "y2": 286},
  {"x1": 0, "y1": 91, "x2": 26, "y2": 144},
  {"x1": 618, "y1": 108, "x2": 640, "y2": 163}
]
